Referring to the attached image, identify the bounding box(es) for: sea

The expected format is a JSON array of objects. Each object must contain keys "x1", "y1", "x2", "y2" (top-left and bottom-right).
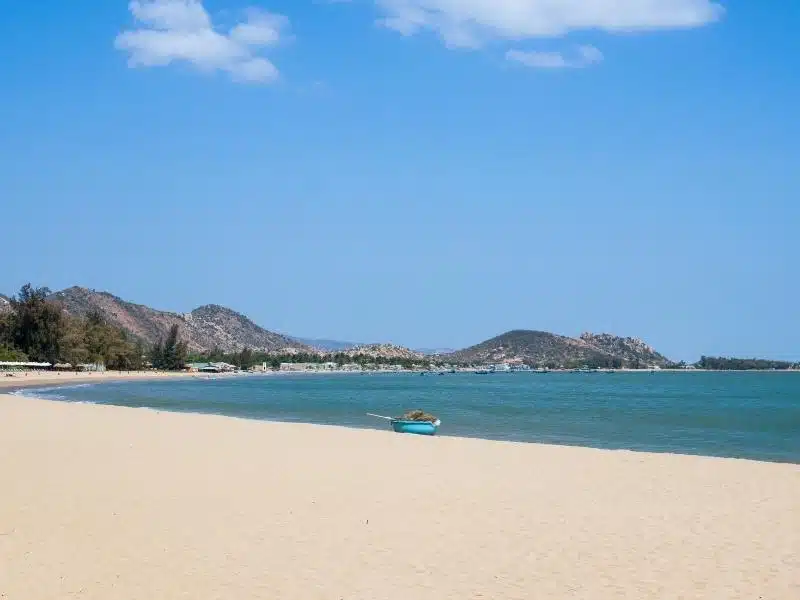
[{"x1": 14, "y1": 372, "x2": 800, "y2": 463}]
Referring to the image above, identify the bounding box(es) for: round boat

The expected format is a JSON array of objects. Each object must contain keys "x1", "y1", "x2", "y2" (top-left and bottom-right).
[{"x1": 389, "y1": 419, "x2": 441, "y2": 436}]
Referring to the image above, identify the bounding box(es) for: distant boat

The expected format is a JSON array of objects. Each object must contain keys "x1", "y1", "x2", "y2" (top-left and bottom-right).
[{"x1": 474, "y1": 369, "x2": 493, "y2": 375}]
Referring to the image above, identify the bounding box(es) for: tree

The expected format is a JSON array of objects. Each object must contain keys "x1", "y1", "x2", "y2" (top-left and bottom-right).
[
  {"x1": 61, "y1": 318, "x2": 89, "y2": 368},
  {"x1": 156, "y1": 324, "x2": 187, "y2": 371},
  {"x1": 696, "y1": 355, "x2": 793, "y2": 371},
  {"x1": 8, "y1": 284, "x2": 65, "y2": 363},
  {"x1": 162, "y1": 325, "x2": 179, "y2": 369},
  {"x1": 174, "y1": 340, "x2": 188, "y2": 370},
  {"x1": 150, "y1": 339, "x2": 164, "y2": 369},
  {"x1": 84, "y1": 309, "x2": 111, "y2": 365},
  {"x1": 132, "y1": 340, "x2": 146, "y2": 370},
  {"x1": 238, "y1": 347, "x2": 254, "y2": 369},
  {"x1": 0, "y1": 345, "x2": 27, "y2": 361},
  {"x1": 1, "y1": 284, "x2": 147, "y2": 370},
  {"x1": 0, "y1": 313, "x2": 12, "y2": 350}
]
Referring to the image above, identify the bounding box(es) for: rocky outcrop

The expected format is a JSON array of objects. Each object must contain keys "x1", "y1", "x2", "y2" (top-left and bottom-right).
[
  {"x1": 344, "y1": 343, "x2": 424, "y2": 361},
  {"x1": 186, "y1": 305, "x2": 305, "y2": 353},
  {"x1": 445, "y1": 330, "x2": 671, "y2": 368},
  {"x1": 579, "y1": 333, "x2": 670, "y2": 367}
]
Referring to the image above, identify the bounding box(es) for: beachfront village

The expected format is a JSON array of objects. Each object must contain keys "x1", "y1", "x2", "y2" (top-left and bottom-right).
[{"x1": 183, "y1": 357, "x2": 534, "y2": 375}]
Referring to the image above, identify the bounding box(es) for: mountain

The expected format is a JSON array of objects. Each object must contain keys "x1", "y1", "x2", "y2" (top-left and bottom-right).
[
  {"x1": 445, "y1": 330, "x2": 671, "y2": 368},
  {"x1": 16, "y1": 286, "x2": 672, "y2": 366},
  {"x1": 292, "y1": 337, "x2": 360, "y2": 352},
  {"x1": 48, "y1": 287, "x2": 311, "y2": 354},
  {"x1": 0, "y1": 294, "x2": 10, "y2": 314}
]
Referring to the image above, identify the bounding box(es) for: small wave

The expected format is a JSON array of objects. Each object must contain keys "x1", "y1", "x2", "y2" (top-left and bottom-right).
[
  {"x1": 50, "y1": 383, "x2": 97, "y2": 391},
  {"x1": 12, "y1": 388, "x2": 69, "y2": 401},
  {"x1": 12, "y1": 383, "x2": 97, "y2": 401}
]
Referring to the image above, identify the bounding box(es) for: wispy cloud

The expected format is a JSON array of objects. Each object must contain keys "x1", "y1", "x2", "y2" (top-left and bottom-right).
[
  {"x1": 115, "y1": 1, "x2": 288, "y2": 83},
  {"x1": 506, "y1": 45, "x2": 603, "y2": 69},
  {"x1": 376, "y1": 0, "x2": 724, "y2": 47},
  {"x1": 373, "y1": 0, "x2": 724, "y2": 68}
]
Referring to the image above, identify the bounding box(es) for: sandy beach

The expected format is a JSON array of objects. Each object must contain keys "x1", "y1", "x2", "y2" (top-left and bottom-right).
[
  {"x1": 1, "y1": 393, "x2": 797, "y2": 600},
  {"x1": 0, "y1": 369, "x2": 197, "y2": 391}
]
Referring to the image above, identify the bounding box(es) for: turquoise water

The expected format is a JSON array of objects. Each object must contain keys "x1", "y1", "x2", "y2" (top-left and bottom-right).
[{"x1": 17, "y1": 372, "x2": 800, "y2": 463}]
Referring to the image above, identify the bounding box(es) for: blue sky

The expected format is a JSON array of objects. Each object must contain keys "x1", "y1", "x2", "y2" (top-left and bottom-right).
[{"x1": 1, "y1": 1, "x2": 798, "y2": 360}]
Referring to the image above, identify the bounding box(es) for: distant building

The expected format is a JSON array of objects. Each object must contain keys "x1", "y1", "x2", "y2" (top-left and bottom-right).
[
  {"x1": 49, "y1": 363, "x2": 106, "y2": 372},
  {"x1": 188, "y1": 362, "x2": 237, "y2": 373},
  {"x1": 0, "y1": 361, "x2": 52, "y2": 371},
  {"x1": 279, "y1": 362, "x2": 338, "y2": 372}
]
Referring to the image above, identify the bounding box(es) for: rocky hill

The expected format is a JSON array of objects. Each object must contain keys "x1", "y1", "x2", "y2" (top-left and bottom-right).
[
  {"x1": 0, "y1": 294, "x2": 10, "y2": 314},
  {"x1": 344, "y1": 343, "x2": 424, "y2": 361},
  {"x1": 48, "y1": 287, "x2": 311, "y2": 354},
  {"x1": 445, "y1": 330, "x2": 671, "y2": 368},
  {"x1": 579, "y1": 333, "x2": 670, "y2": 367},
  {"x1": 187, "y1": 305, "x2": 310, "y2": 353}
]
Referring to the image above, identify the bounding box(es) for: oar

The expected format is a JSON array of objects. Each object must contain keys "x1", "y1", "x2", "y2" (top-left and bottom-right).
[{"x1": 366, "y1": 413, "x2": 394, "y2": 421}]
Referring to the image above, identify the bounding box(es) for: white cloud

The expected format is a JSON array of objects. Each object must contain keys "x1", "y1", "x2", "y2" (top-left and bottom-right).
[
  {"x1": 115, "y1": 1, "x2": 288, "y2": 83},
  {"x1": 506, "y1": 45, "x2": 603, "y2": 69},
  {"x1": 376, "y1": 0, "x2": 725, "y2": 48}
]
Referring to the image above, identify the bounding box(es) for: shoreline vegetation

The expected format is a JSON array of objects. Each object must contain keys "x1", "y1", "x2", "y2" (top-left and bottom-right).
[{"x1": 2, "y1": 283, "x2": 798, "y2": 375}]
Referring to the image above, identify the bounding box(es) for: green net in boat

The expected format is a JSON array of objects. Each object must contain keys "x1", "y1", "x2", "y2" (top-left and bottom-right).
[{"x1": 400, "y1": 409, "x2": 438, "y2": 423}]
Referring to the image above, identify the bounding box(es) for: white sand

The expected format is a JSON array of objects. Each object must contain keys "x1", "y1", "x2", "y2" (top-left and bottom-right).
[
  {"x1": 0, "y1": 393, "x2": 797, "y2": 600},
  {"x1": 0, "y1": 370, "x2": 198, "y2": 391}
]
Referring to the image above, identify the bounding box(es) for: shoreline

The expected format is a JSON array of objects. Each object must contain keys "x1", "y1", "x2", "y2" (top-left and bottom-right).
[
  {"x1": 2, "y1": 366, "x2": 798, "y2": 393},
  {"x1": 3, "y1": 390, "x2": 793, "y2": 466},
  {"x1": 5, "y1": 375, "x2": 798, "y2": 466},
  {"x1": 0, "y1": 369, "x2": 221, "y2": 391},
  {"x1": 1, "y1": 392, "x2": 797, "y2": 599}
]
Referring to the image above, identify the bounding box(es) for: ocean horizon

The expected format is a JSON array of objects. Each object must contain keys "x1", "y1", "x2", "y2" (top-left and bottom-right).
[{"x1": 15, "y1": 371, "x2": 800, "y2": 464}]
